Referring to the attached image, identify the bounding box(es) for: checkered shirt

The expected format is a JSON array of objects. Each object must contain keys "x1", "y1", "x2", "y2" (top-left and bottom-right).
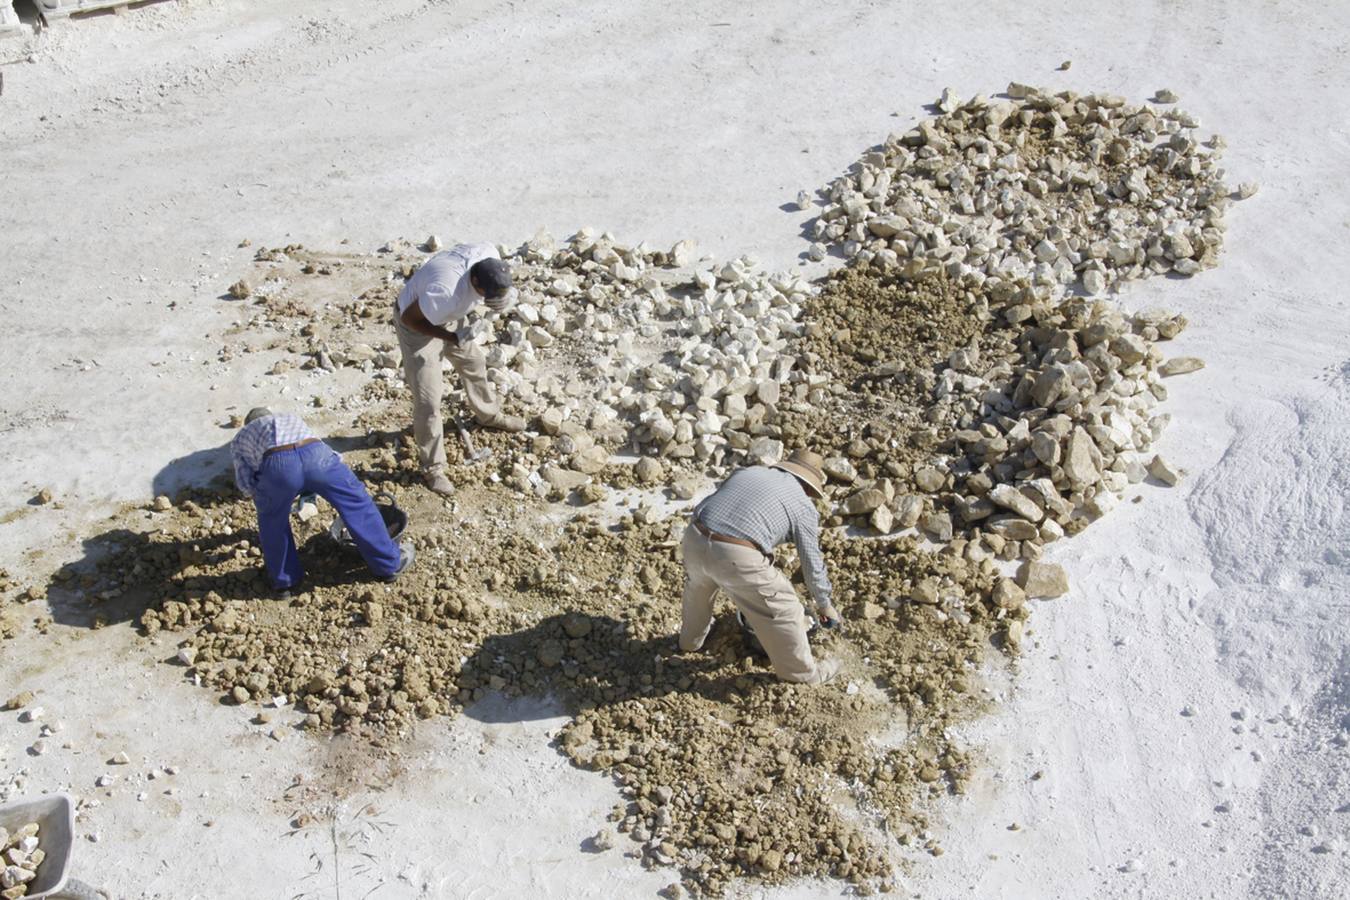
[
  {"x1": 230, "y1": 413, "x2": 315, "y2": 497},
  {"x1": 692, "y1": 466, "x2": 832, "y2": 606}
]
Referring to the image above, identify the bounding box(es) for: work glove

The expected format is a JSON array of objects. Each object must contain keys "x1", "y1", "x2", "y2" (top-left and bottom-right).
[
  {"x1": 816, "y1": 601, "x2": 843, "y2": 630},
  {"x1": 484, "y1": 286, "x2": 518, "y2": 315}
]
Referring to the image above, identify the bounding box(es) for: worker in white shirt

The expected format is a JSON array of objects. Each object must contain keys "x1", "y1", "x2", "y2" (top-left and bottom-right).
[{"x1": 394, "y1": 242, "x2": 527, "y2": 495}]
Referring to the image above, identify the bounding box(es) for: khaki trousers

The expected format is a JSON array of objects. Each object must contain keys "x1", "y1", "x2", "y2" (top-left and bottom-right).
[
  {"x1": 679, "y1": 526, "x2": 818, "y2": 683},
  {"x1": 394, "y1": 311, "x2": 502, "y2": 473}
]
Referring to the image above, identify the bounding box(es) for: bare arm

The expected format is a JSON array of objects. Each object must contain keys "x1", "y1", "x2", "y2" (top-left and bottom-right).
[{"x1": 400, "y1": 301, "x2": 460, "y2": 345}]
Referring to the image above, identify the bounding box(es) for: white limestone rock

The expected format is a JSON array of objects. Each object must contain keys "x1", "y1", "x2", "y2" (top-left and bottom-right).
[
  {"x1": 1148, "y1": 454, "x2": 1182, "y2": 486},
  {"x1": 989, "y1": 484, "x2": 1044, "y2": 522}
]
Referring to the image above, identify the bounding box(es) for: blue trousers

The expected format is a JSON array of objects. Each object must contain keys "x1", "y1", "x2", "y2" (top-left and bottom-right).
[{"x1": 252, "y1": 441, "x2": 400, "y2": 589}]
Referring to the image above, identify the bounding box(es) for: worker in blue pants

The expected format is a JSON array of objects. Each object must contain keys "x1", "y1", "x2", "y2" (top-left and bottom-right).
[{"x1": 230, "y1": 408, "x2": 413, "y2": 591}]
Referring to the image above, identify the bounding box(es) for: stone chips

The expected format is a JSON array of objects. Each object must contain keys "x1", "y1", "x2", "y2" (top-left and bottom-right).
[
  {"x1": 812, "y1": 83, "x2": 1233, "y2": 295},
  {"x1": 784, "y1": 263, "x2": 1199, "y2": 624},
  {"x1": 0, "y1": 823, "x2": 43, "y2": 900}
]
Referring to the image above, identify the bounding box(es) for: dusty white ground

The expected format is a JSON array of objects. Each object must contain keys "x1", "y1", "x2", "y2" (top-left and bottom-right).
[{"x1": 1, "y1": 0, "x2": 1348, "y2": 897}]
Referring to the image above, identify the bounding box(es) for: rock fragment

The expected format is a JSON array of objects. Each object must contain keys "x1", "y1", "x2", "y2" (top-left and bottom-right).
[
  {"x1": 1159, "y1": 357, "x2": 1205, "y2": 376},
  {"x1": 1016, "y1": 561, "x2": 1070, "y2": 599},
  {"x1": 1147, "y1": 455, "x2": 1181, "y2": 486}
]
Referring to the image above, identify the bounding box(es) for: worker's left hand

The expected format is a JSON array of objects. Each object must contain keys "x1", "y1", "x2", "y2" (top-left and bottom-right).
[{"x1": 816, "y1": 601, "x2": 843, "y2": 630}]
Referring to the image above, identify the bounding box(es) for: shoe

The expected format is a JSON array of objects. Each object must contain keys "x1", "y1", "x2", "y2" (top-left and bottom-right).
[
  {"x1": 808, "y1": 658, "x2": 841, "y2": 685},
  {"x1": 480, "y1": 413, "x2": 526, "y2": 433},
  {"x1": 425, "y1": 471, "x2": 455, "y2": 496},
  {"x1": 382, "y1": 541, "x2": 415, "y2": 582}
]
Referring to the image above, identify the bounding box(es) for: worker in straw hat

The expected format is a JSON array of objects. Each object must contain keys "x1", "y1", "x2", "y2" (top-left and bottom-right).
[{"x1": 678, "y1": 448, "x2": 842, "y2": 684}]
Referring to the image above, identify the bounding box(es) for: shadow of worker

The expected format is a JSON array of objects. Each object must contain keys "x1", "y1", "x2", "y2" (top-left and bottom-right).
[
  {"x1": 42, "y1": 488, "x2": 375, "y2": 631},
  {"x1": 151, "y1": 442, "x2": 233, "y2": 500},
  {"x1": 460, "y1": 612, "x2": 748, "y2": 726}
]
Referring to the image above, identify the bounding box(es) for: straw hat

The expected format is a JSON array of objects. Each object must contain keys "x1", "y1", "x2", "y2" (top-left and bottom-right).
[{"x1": 771, "y1": 448, "x2": 827, "y2": 499}]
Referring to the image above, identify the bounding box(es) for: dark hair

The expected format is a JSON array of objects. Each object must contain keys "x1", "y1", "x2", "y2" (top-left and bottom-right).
[{"x1": 469, "y1": 258, "x2": 513, "y2": 299}]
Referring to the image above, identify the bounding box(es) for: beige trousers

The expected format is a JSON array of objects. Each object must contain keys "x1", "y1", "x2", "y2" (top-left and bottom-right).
[
  {"x1": 679, "y1": 526, "x2": 818, "y2": 683},
  {"x1": 394, "y1": 312, "x2": 502, "y2": 473}
]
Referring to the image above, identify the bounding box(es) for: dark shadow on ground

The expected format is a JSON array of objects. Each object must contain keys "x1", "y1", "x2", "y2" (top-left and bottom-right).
[
  {"x1": 44, "y1": 489, "x2": 387, "y2": 630},
  {"x1": 150, "y1": 441, "x2": 234, "y2": 499},
  {"x1": 463, "y1": 691, "x2": 569, "y2": 725},
  {"x1": 460, "y1": 612, "x2": 764, "y2": 728}
]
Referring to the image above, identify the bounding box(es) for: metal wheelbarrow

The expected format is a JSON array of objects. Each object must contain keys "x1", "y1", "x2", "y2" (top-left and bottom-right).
[{"x1": 0, "y1": 794, "x2": 104, "y2": 899}]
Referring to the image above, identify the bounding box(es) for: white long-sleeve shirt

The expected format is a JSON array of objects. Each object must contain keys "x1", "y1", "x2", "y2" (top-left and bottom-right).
[{"x1": 395, "y1": 242, "x2": 499, "y2": 327}]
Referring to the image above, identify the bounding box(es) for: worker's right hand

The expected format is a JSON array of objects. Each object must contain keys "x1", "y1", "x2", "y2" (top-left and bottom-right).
[
  {"x1": 485, "y1": 287, "x2": 518, "y2": 314},
  {"x1": 816, "y1": 601, "x2": 843, "y2": 629}
]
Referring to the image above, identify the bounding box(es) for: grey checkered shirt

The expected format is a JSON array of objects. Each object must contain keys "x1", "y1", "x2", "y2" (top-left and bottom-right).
[
  {"x1": 230, "y1": 413, "x2": 315, "y2": 497},
  {"x1": 692, "y1": 466, "x2": 832, "y2": 606}
]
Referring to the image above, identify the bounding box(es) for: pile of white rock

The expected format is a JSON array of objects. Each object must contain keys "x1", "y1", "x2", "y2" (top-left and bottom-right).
[
  {"x1": 0, "y1": 823, "x2": 44, "y2": 899},
  {"x1": 478, "y1": 228, "x2": 818, "y2": 479},
  {"x1": 811, "y1": 83, "x2": 1244, "y2": 295}
]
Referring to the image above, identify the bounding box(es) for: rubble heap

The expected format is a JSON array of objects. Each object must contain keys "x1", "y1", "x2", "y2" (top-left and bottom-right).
[
  {"x1": 811, "y1": 83, "x2": 1234, "y2": 295},
  {"x1": 231, "y1": 230, "x2": 815, "y2": 483},
  {"x1": 77, "y1": 487, "x2": 1001, "y2": 894},
  {"x1": 786, "y1": 266, "x2": 1200, "y2": 569},
  {"x1": 23, "y1": 84, "x2": 1242, "y2": 898}
]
